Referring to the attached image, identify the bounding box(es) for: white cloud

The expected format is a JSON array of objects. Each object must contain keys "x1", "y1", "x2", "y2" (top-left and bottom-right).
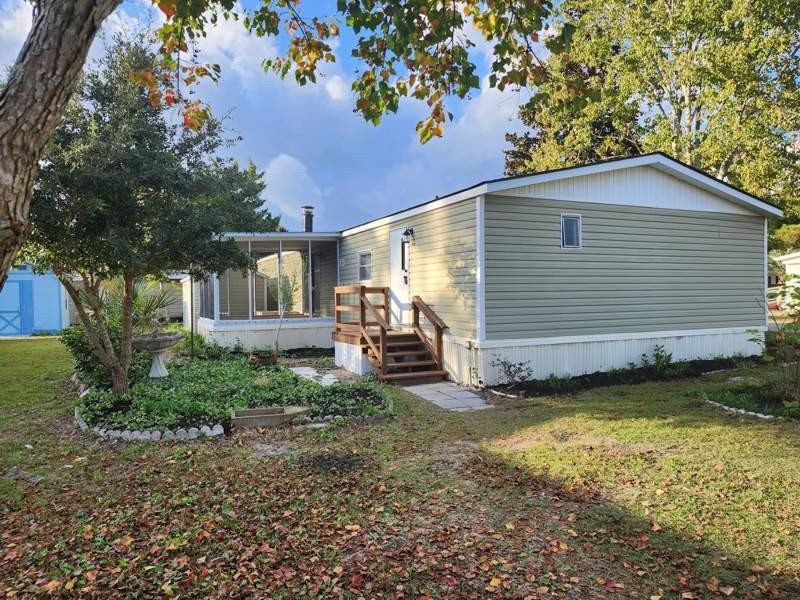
[
  {"x1": 324, "y1": 74, "x2": 349, "y2": 101},
  {"x1": 194, "y1": 9, "x2": 278, "y2": 86},
  {"x1": 356, "y1": 75, "x2": 527, "y2": 219},
  {"x1": 261, "y1": 154, "x2": 330, "y2": 230},
  {"x1": 0, "y1": 0, "x2": 30, "y2": 69}
]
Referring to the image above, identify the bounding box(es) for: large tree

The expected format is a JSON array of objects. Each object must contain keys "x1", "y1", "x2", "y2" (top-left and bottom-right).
[
  {"x1": 504, "y1": 0, "x2": 800, "y2": 221},
  {"x1": 0, "y1": 0, "x2": 569, "y2": 290},
  {"x1": 23, "y1": 35, "x2": 279, "y2": 395}
]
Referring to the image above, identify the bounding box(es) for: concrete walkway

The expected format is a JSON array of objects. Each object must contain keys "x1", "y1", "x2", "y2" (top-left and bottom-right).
[
  {"x1": 404, "y1": 382, "x2": 491, "y2": 412},
  {"x1": 290, "y1": 367, "x2": 338, "y2": 386}
]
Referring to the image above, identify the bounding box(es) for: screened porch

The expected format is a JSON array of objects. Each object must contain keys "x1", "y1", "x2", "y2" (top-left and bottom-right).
[{"x1": 196, "y1": 233, "x2": 339, "y2": 323}]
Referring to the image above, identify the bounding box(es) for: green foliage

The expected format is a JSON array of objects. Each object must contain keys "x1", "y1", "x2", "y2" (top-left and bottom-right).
[
  {"x1": 639, "y1": 345, "x2": 681, "y2": 379},
  {"x1": 24, "y1": 34, "x2": 279, "y2": 284},
  {"x1": 489, "y1": 354, "x2": 534, "y2": 385},
  {"x1": 93, "y1": 278, "x2": 173, "y2": 334},
  {"x1": 167, "y1": 326, "x2": 234, "y2": 360},
  {"x1": 78, "y1": 360, "x2": 389, "y2": 430},
  {"x1": 60, "y1": 325, "x2": 151, "y2": 389},
  {"x1": 147, "y1": 0, "x2": 569, "y2": 143},
  {"x1": 504, "y1": 0, "x2": 800, "y2": 227},
  {"x1": 312, "y1": 357, "x2": 335, "y2": 370},
  {"x1": 705, "y1": 382, "x2": 800, "y2": 419},
  {"x1": 21, "y1": 34, "x2": 280, "y2": 395},
  {"x1": 755, "y1": 279, "x2": 800, "y2": 401}
]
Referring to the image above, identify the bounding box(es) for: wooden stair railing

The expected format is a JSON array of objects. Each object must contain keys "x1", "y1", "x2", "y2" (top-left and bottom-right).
[
  {"x1": 360, "y1": 295, "x2": 389, "y2": 378},
  {"x1": 411, "y1": 296, "x2": 448, "y2": 370},
  {"x1": 333, "y1": 286, "x2": 448, "y2": 384}
]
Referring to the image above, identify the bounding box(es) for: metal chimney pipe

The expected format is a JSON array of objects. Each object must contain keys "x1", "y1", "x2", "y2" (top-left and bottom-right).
[{"x1": 302, "y1": 205, "x2": 314, "y2": 232}]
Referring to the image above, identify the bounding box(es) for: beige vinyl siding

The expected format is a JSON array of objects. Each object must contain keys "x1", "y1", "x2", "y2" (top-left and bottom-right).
[
  {"x1": 484, "y1": 195, "x2": 765, "y2": 339},
  {"x1": 339, "y1": 199, "x2": 477, "y2": 338}
]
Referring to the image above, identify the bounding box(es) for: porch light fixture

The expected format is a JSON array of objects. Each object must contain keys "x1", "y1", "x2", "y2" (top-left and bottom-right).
[{"x1": 402, "y1": 227, "x2": 414, "y2": 240}]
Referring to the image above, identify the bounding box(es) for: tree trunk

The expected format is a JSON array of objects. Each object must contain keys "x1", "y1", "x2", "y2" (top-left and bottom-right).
[
  {"x1": 111, "y1": 364, "x2": 129, "y2": 396},
  {"x1": 0, "y1": 0, "x2": 122, "y2": 291}
]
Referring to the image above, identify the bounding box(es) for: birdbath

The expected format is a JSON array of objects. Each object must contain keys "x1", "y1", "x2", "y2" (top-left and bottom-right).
[{"x1": 132, "y1": 332, "x2": 182, "y2": 378}]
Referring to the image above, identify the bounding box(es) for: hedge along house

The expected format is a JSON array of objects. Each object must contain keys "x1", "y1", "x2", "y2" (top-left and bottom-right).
[{"x1": 184, "y1": 153, "x2": 781, "y2": 385}]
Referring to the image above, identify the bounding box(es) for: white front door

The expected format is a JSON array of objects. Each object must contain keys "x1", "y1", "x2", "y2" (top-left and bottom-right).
[{"x1": 389, "y1": 227, "x2": 411, "y2": 326}]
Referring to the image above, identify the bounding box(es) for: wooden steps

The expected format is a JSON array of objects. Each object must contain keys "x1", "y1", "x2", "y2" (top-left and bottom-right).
[
  {"x1": 364, "y1": 329, "x2": 447, "y2": 384},
  {"x1": 334, "y1": 286, "x2": 448, "y2": 385}
]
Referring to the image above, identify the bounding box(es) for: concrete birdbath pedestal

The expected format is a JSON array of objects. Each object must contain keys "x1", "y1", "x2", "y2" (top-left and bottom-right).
[{"x1": 133, "y1": 332, "x2": 182, "y2": 378}]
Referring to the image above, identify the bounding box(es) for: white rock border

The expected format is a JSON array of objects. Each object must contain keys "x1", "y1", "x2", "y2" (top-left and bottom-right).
[
  {"x1": 71, "y1": 373, "x2": 225, "y2": 442},
  {"x1": 701, "y1": 392, "x2": 779, "y2": 421},
  {"x1": 74, "y1": 407, "x2": 224, "y2": 442}
]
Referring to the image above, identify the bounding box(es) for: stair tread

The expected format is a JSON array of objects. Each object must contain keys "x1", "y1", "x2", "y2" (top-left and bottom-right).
[
  {"x1": 386, "y1": 350, "x2": 431, "y2": 357},
  {"x1": 385, "y1": 360, "x2": 437, "y2": 368}
]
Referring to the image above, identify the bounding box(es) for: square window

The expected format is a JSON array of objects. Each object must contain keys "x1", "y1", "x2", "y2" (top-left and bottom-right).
[
  {"x1": 358, "y1": 252, "x2": 372, "y2": 281},
  {"x1": 561, "y1": 215, "x2": 581, "y2": 248}
]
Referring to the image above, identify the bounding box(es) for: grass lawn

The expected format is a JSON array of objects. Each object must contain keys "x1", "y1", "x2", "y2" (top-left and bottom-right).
[{"x1": 2, "y1": 337, "x2": 800, "y2": 597}]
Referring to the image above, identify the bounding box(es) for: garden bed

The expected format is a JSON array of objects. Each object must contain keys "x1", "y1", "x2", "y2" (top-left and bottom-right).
[
  {"x1": 704, "y1": 382, "x2": 800, "y2": 419},
  {"x1": 78, "y1": 358, "x2": 390, "y2": 432},
  {"x1": 490, "y1": 354, "x2": 756, "y2": 397}
]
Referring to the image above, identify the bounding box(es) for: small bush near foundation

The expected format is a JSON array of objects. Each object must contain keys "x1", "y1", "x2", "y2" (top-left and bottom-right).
[
  {"x1": 79, "y1": 359, "x2": 389, "y2": 431},
  {"x1": 491, "y1": 346, "x2": 756, "y2": 397}
]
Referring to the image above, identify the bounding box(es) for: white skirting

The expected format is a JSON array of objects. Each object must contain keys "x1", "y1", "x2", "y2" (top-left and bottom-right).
[
  {"x1": 440, "y1": 327, "x2": 764, "y2": 386},
  {"x1": 334, "y1": 341, "x2": 374, "y2": 375},
  {"x1": 197, "y1": 317, "x2": 334, "y2": 351}
]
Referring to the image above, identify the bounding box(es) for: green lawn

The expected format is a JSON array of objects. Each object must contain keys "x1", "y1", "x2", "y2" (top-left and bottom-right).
[{"x1": 1, "y1": 337, "x2": 799, "y2": 597}]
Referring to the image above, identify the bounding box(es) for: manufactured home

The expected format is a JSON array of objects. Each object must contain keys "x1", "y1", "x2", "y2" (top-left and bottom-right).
[{"x1": 183, "y1": 153, "x2": 781, "y2": 385}]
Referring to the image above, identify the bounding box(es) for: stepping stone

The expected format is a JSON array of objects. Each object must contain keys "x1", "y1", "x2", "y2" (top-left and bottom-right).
[
  {"x1": 405, "y1": 382, "x2": 492, "y2": 412},
  {"x1": 251, "y1": 442, "x2": 295, "y2": 458}
]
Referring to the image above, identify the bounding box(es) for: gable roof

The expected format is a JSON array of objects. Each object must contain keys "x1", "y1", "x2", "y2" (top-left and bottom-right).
[{"x1": 342, "y1": 152, "x2": 782, "y2": 236}]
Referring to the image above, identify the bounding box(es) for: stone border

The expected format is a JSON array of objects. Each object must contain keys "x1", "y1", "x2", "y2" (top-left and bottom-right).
[
  {"x1": 74, "y1": 407, "x2": 224, "y2": 441},
  {"x1": 701, "y1": 392, "x2": 779, "y2": 421}
]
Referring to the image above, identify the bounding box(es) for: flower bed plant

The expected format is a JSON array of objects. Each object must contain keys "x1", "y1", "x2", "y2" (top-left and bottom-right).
[
  {"x1": 704, "y1": 382, "x2": 800, "y2": 419},
  {"x1": 78, "y1": 359, "x2": 390, "y2": 431}
]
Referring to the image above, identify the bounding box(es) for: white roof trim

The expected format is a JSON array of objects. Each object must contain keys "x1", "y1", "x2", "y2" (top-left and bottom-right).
[
  {"x1": 342, "y1": 153, "x2": 781, "y2": 236},
  {"x1": 223, "y1": 232, "x2": 341, "y2": 241}
]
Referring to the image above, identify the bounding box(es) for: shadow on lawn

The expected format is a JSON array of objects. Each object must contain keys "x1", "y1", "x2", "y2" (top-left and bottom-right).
[
  {"x1": 384, "y1": 383, "x2": 800, "y2": 595},
  {"x1": 459, "y1": 451, "x2": 800, "y2": 597}
]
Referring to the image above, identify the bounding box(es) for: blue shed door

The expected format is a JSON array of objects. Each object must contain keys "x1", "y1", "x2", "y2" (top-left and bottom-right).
[{"x1": 0, "y1": 279, "x2": 33, "y2": 336}]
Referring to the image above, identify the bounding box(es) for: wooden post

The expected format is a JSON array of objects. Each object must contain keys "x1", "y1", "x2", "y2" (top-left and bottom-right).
[
  {"x1": 435, "y1": 325, "x2": 443, "y2": 370},
  {"x1": 334, "y1": 291, "x2": 341, "y2": 332},
  {"x1": 379, "y1": 326, "x2": 387, "y2": 377},
  {"x1": 359, "y1": 285, "x2": 366, "y2": 329},
  {"x1": 383, "y1": 287, "x2": 390, "y2": 328}
]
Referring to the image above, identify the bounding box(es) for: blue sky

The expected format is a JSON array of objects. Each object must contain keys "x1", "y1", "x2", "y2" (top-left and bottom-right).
[{"x1": 0, "y1": 0, "x2": 529, "y2": 231}]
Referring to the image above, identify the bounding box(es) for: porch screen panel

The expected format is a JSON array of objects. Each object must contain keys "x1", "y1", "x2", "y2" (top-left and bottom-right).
[
  {"x1": 279, "y1": 240, "x2": 310, "y2": 317},
  {"x1": 199, "y1": 277, "x2": 215, "y2": 319},
  {"x1": 217, "y1": 243, "x2": 249, "y2": 320},
  {"x1": 310, "y1": 240, "x2": 337, "y2": 317},
  {"x1": 251, "y1": 241, "x2": 282, "y2": 317}
]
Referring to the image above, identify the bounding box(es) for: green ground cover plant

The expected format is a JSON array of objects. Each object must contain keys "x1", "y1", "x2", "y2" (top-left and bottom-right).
[{"x1": 77, "y1": 359, "x2": 389, "y2": 431}]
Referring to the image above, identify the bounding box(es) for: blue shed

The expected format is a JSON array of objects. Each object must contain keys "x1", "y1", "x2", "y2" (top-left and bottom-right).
[{"x1": 0, "y1": 266, "x2": 70, "y2": 336}]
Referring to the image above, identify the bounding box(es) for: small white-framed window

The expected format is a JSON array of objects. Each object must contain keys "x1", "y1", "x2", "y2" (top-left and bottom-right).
[
  {"x1": 561, "y1": 214, "x2": 582, "y2": 248},
  {"x1": 358, "y1": 251, "x2": 372, "y2": 281}
]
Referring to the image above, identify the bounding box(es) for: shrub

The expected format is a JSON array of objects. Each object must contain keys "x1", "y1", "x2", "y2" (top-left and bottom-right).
[
  {"x1": 60, "y1": 325, "x2": 151, "y2": 389},
  {"x1": 78, "y1": 359, "x2": 389, "y2": 430},
  {"x1": 489, "y1": 355, "x2": 534, "y2": 385}
]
